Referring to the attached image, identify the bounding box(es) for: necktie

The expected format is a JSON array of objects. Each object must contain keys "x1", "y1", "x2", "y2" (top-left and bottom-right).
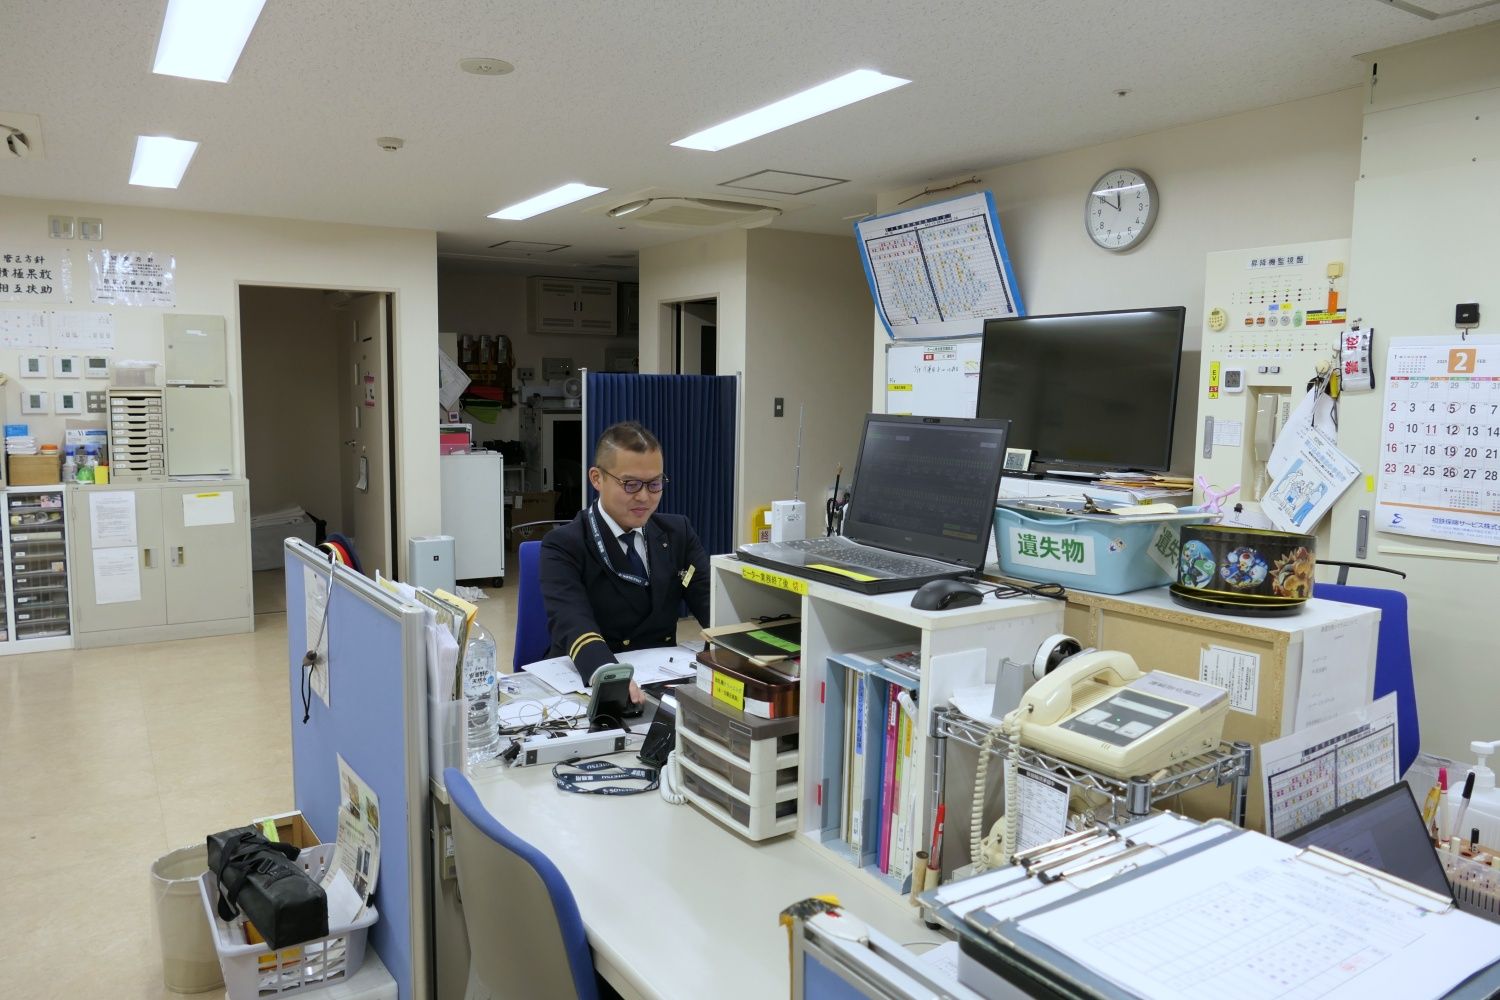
[{"x1": 619, "y1": 531, "x2": 649, "y2": 581}]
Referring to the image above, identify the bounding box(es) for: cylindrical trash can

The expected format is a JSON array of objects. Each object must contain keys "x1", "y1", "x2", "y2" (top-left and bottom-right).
[{"x1": 150, "y1": 845, "x2": 224, "y2": 993}]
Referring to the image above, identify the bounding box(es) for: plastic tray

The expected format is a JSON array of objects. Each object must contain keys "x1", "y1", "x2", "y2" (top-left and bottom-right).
[
  {"x1": 994, "y1": 504, "x2": 1208, "y2": 594},
  {"x1": 694, "y1": 646, "x2": 799, "y2": 718},
  {"x1": 678, "y1": 727, "x2": 797, "y2": 806},
  {"x1": 681, "y1": 766, "x2": 798, "y2": 841},
  {"x1": 198, "y1": 843, "x2": 377, "y2": 1000},
  {"x1": 675, "y1": 682, "x2": 798, "y2": 771}
]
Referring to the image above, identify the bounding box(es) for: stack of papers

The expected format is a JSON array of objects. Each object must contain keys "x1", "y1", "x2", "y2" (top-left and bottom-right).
[
  {"x1": 525, "y1": 643, "x2": 701, "y2": 694},
  {"x1": 5, "y1": 436, "x2": 37, "y2": 455}
]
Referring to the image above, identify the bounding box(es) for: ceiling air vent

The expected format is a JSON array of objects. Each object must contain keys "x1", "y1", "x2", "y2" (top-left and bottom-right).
[{"x1": 606, "y1": 196, "x2": 781, "y2": 229}]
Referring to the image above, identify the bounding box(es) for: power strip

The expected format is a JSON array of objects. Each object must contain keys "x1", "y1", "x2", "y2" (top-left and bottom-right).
[{"x1": 513, "y1": 727, "x2": 633, "y2": 767}]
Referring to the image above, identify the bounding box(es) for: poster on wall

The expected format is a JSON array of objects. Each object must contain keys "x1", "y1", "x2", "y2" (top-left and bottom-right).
[
  {"x1": 856, "y1": 191, "x2": 1024, "y2": 340},
  {"x1": 87, "y1": 249, "x2": 176, "y2": 307},
  {"x1": 0, "y1": 250, "x2": 71, "y2": 303},
  {"x1": 1375, "y1": 338, "x2": 1500, "y2": 547}
]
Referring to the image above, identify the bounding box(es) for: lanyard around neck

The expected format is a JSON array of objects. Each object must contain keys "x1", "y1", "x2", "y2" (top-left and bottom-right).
[{"x1": 587, "y1": 503, "x2": 650, "y2": 588}]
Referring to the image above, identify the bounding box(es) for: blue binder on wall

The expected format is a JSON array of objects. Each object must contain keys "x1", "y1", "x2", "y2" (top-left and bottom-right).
[{"x1": 285, "y1": 540, "x2": 431, "y2": 1000}]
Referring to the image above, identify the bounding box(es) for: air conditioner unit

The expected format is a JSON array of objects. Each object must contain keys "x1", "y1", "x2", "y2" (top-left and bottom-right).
[{"x1": 607, "y1": 196, "x2": 781, "y2": 230}]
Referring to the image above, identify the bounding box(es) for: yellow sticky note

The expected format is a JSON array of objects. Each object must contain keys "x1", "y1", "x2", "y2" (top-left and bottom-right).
[
  {"x1": 1366, "y1": 475, "x2": 1376, "y2": 493},
  {"x1": 711, "y1": 671, "x2": 746, "y2": 711},
  {"x1": 807, "y1": 563, "x2": 879, "y2": 582},
  {"x1": 888, "y1": 383, "x2": 913, "y2": 392},
  {"x1": 261, "y1": 819, "x2": 279, "y2": 841},
  {"x1": 741, "y1": 564, "x2": 808, "y2": 595}
]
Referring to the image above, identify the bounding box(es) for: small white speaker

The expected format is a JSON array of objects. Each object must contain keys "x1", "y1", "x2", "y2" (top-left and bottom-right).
[{"x1": 408, "y1": 535, "x2": 455, "y2": 592}]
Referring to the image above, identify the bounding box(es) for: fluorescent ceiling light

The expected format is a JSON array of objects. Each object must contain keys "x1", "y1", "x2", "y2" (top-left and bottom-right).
[
  {"x1": 153, "y1": 0, "x2": 268, "y2": 82},
  {"x1": 672, "y1": 69, "x2": 910, "y2": 151},
  {"x1": 488, "y1": 183, "x2": 608, "y2": 220},
  {"x1": 129, "y1": 136, "x2": 199, "y2": 188}
]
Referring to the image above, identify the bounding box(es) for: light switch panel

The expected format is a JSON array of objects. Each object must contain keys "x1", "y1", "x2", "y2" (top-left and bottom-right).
[{"x1": 86, "y1": 390, "x2": 107, "y2": 413}]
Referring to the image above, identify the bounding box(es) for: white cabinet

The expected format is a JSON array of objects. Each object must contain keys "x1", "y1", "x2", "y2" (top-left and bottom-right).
[
  {"x1": 440, "y1": 452, "x2": 505, "y2": 583},
  {"x1": 708, "y1": 555, "x2": 1062, "y2": 897},
  {"x1": 164, "y1": 314, "x2": 228, "y2": 386},
  {"x1": 69, "y1": 481, "x2": 253, "y2": 647},
  {"x1": 165, "y1": 387, "x2": 234, "y2": 477},
  {"x1": 527, "y1": 277, "x2": 618, "y2": 335}
]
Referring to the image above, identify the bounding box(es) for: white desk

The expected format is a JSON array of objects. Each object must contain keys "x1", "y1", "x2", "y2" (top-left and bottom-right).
[{"x1": 465, "y1": 757, "x2": 945, "y2": 1000}]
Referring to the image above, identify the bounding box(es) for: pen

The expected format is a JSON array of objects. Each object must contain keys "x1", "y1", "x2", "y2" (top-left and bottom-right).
[
  {"x1": 928, "y1": 803, "x2": 945, "y2": 872},
  {"x1": 1432, "y1": 767, "x2": 1449, "y2": 842},
  {"x1": 1452, "y1": 771, "x2": 1477, "y2": 854}
]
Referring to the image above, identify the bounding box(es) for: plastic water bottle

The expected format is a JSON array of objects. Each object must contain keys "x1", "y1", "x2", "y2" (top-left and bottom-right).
[
  {"x1": 61, "y1": 447, "x2": 77, "y2": 484},
  {"x1": 83, "y1": 445, "x2": 100, "y2": 484},
  {"x1": 463, "y1": 621, "x2": 500, "y2": 764}
]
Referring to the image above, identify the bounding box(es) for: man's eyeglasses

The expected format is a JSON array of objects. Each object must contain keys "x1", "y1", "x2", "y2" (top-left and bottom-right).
[{"x1": 599, "y1": 469, "x2": 669, "y2": 494}]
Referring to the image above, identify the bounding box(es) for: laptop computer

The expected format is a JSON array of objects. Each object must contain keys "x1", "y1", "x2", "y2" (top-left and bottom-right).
[
  {"x1": 1283, "y1": 781, "x2": 1454, "y2": 901},
  {"x1": 737, "y1": 414, "x2": 1010, "y2": 594}
]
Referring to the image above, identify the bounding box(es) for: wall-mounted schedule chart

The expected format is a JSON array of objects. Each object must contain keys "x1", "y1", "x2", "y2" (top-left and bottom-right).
[
  {"x1": 1376, "y1": 339, "x2": 1500, "y2": 546},
  {"x1": 856, "y1": 191, "x2": 1023, "y2": 340}
]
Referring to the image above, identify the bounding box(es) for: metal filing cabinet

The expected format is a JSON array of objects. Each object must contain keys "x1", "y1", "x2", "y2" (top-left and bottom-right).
[
  {"x1": 164, "y1": 314, "x2": 228, "y2": 386},
  {"x1": 164, "y1": 387, "x2": 233, "y2": 477}
]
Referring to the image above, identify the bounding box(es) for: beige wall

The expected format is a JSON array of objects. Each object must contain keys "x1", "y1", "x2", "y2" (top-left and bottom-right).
[
  {"x1": 239, "y1": 286, "x2": 342, "y2": 520},
  {"x1": 872, "y1": 87, "x2": 1365, "y2": 474},
  {"x1": 745, "y1": 229, "x2": 873, "y2": 525},
  {"x1": 639, "y1": 230, "x2": 749, "y2": 377},
  {"x1": 0, "y1": 195, "x2": 440, "y2": 551}
]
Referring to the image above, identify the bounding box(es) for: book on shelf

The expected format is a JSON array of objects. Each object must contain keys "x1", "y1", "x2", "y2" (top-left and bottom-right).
[{"x1": 877, "y1": 683, "x2": 899, "y2": 873}]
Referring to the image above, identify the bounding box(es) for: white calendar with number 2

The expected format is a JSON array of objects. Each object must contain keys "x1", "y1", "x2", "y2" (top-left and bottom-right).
[{"x1": 1376, "y1": 340, "x2": 1500, "y2": 546}]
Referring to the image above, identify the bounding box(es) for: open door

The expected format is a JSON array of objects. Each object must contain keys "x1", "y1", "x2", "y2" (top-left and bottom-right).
[{"x1": 337, "y1": 293, "x2": 393, "y2": 576}]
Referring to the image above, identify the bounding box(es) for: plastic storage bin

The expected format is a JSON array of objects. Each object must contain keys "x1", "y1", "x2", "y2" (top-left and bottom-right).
[
  {"x1": 678, "y1": 727, "x2": 797, "y2": 803},
  {"x1": 680, "y1": 762, "x2": 798, "y2": 841},
  {"x1": 675, "y1": 682, "x2": 798, "y2": 771},
  {"x1": 994, "y1": 504, "x2": 1208, "y2": 595},
  {"x1": 199, "y1": 843, "x2": 378, "y2": 1000}
]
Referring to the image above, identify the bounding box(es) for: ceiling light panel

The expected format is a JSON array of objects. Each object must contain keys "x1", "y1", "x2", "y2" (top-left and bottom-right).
[
  {"x1": 153, "y1": 0, "x2": 268, "y2": 82},
  {"x1": 719, "y1": 169, "x2": 849, "y2": 196},
  {"x1": 672, "y1": 69, "x2": 910, "y2": 152},
  {"x1": 129, "y1": 136, "x2": 199, "y2": 188},
  {"x1": 486, "y1": 240, "x2": 570, "y2": 252},
  {"x1": 488, "y1": 183, "x2": 607, "y2": 220}
]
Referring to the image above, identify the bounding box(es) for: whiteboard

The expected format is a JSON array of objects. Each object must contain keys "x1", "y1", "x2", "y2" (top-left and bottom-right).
[{"x1": 884, "y1": 338, "x2": 981, "y2": 417}]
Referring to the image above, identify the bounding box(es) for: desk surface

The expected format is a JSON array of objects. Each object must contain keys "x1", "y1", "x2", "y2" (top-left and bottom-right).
[{"x1": 467, "y1": 755, "x2": 945, "y2": 1000}]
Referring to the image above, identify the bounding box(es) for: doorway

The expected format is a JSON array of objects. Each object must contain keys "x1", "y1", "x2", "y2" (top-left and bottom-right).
[
  {"x1": 672, "y1": 298, "x2": 718, "y2": 375},
  {"x1": 239, "y1": 286, "x2": 398, "y2": 604}
]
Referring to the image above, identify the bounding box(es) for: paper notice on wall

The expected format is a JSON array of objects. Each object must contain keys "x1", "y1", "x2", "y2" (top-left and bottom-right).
[
  {"x1": 89, "y1": 490, "x2": 137, "y2": 548},
  {"x1": 0, "y1": 250, "x2": 70, "y2": 303},
  {"x1": 304, "y1": 564, "x2": 331, "y2": 705},
  {"x1": 1294, "y1": 617, "x2": 1376, "y2": 730},
  {"x1": 93, "y1": 546, "x2": 141, "y2": 604},
  {"x1": 1263, "y1": 391, "x2": 1360, "y2": 534},
  {"x1": 1199, "y1": 645, "x2": 1259, "y2": 714},
  {"x1": 50, "y1": 309, "x2": 115, "y2": 350},
  {"x1": 1340, "y1": 326, "x2": 1375, "y2": 393},
  {"x1": 1261, "y1": 693, "x2": 1398, "y2": 839},
  {"x1": 333, "y1": 754, "x2": 381, "y2": 904},
  {"x1": 87, "y1": 249, "x2": 175, "y2": 307},
  {"x1": 0, "y1": 307, "x2": 51, "y2": 348},
  {"x1": 182, "y1": 491, "x2": 234, "y2": 527},
  {"x1": 1211, "y1": 419, "x2": 1243, "y2": 448}
]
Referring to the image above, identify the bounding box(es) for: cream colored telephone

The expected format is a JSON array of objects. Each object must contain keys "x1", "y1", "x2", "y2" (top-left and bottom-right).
[{"x1": 973, "y1": 648, "x2": 1230, "y2": 871}]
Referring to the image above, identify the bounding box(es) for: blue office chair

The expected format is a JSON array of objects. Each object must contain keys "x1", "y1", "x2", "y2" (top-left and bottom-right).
[
  {"x1": 1316, "y1": 561, "x2": 1419, "y2": 775},
  {"x1": 512, "y1": 539, "x2": 551, "y2": 671},
  {"x1": 444, "y1": 767, "x2": 600, "y2": 1000}
]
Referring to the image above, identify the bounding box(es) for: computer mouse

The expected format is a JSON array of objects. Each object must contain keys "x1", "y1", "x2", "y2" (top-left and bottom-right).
[{"x1": 910, "y1": 579, "x2": 984, "y2": 611}]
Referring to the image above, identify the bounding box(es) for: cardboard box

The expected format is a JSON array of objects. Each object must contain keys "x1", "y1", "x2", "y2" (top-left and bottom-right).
[
  {"x1": 8, "y1": 454, "x2": 60, "y2": 486},
  {"x1": 509, "y1": 491, "x2": 560, "y2": 548}
]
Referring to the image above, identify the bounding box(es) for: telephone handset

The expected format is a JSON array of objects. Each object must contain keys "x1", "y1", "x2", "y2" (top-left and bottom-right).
[
  {"x1": 1253, "y1": 392, "x2": 1281, "y2": 499},
  {"x1": 1015, "y1": 649, "x2": 1143, "y2": 727}
]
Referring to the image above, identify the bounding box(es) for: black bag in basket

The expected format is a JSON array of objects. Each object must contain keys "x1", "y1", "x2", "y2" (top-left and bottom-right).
[{"x1": 207, "y1": 826, "x2": 329, "y2": 950}]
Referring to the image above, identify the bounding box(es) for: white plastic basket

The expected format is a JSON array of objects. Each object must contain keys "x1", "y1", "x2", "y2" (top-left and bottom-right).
[{"x1": 197, "y1": 843, "x2": 378, "y2": 999}]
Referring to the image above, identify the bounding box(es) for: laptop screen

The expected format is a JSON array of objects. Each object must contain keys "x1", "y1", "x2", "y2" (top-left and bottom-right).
[
  {"x1": 842, "y1": 414, "x2": 1011, "y2": 568},
  {"x1": 1284, "y1": 782, "x2": 1453, "y2": 900}
]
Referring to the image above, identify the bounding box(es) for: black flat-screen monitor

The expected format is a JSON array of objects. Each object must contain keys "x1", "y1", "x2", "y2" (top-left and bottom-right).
[
  {"x1": 1284, "y1": 782, "x2": 1453, "y2": 901},
  {"x1": 977, "y1": 306, "x2": 1186, "y2": 473}
]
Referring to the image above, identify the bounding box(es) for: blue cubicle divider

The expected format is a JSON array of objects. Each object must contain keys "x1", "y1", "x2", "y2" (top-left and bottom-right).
[{"x1": 285, "y1": 540, "x2": 430, "y2": 1000}]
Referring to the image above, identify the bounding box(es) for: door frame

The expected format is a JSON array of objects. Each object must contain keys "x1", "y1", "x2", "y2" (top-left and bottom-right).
[{"x1": 235, "y1": 281, "x2": 401, "y2": 577}]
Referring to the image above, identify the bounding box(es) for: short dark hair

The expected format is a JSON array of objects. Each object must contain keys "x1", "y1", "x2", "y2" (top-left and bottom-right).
[{"x1": 594, "y1": 421, "x2": 661, "y2": 468}]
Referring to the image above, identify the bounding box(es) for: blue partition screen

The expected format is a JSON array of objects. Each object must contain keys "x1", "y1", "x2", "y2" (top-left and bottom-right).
[
  {"x1": 585, "y1": 372, "x2": 737, "y2": 556},
  {"x1": 286, "y1": 550, "x2": 423, "y2": 1000}
]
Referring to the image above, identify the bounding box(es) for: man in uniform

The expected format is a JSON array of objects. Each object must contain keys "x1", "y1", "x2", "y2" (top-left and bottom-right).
[{"x1": 539, "y1": 421, "x2": 711, "y2": 704}]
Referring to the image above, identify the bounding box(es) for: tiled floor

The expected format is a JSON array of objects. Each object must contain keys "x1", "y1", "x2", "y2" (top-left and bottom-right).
[{"x1": 0, "y1": 572, "x2": 517, "y2": 999}]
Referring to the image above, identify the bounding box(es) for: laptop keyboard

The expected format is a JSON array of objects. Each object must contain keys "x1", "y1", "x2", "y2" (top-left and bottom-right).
[{"x1": 782, "y1": 538, "x2": 959, "y2": 576}]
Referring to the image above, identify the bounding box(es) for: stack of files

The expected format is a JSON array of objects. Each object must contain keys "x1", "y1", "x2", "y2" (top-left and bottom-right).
[
  {"x1": 5, "y1": 436, "x2": 37, "y2": 455},
  {"x1": 926, "y1": 816, "x2": 1500, "y2": 1000},
  {"x1": 832, "y1": 647, "x2": 921, "y2": 887},
  {"x1": 701, "y1": 619, "x2": 801, "y2": 675}
]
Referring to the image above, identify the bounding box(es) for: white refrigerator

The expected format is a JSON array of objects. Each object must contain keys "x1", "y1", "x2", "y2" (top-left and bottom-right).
[{"x1": 440, "y1": 451, "x2": 505, "y2": 584}]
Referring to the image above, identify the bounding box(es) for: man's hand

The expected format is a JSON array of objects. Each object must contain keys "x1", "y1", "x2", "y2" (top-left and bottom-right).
[{"x1": 629, "y1": 679, "x2": 645, "y2": 704}]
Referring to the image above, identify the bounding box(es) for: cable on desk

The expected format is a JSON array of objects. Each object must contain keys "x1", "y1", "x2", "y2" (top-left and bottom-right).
[{"x1": 963, "y1": 576, "x2": 1068, "y2": 602}]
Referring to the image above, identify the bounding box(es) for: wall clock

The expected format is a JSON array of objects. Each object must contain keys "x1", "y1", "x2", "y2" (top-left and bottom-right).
[{"x1": 1085, "y1": 167, "x2": 1158, "y2": 252}]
